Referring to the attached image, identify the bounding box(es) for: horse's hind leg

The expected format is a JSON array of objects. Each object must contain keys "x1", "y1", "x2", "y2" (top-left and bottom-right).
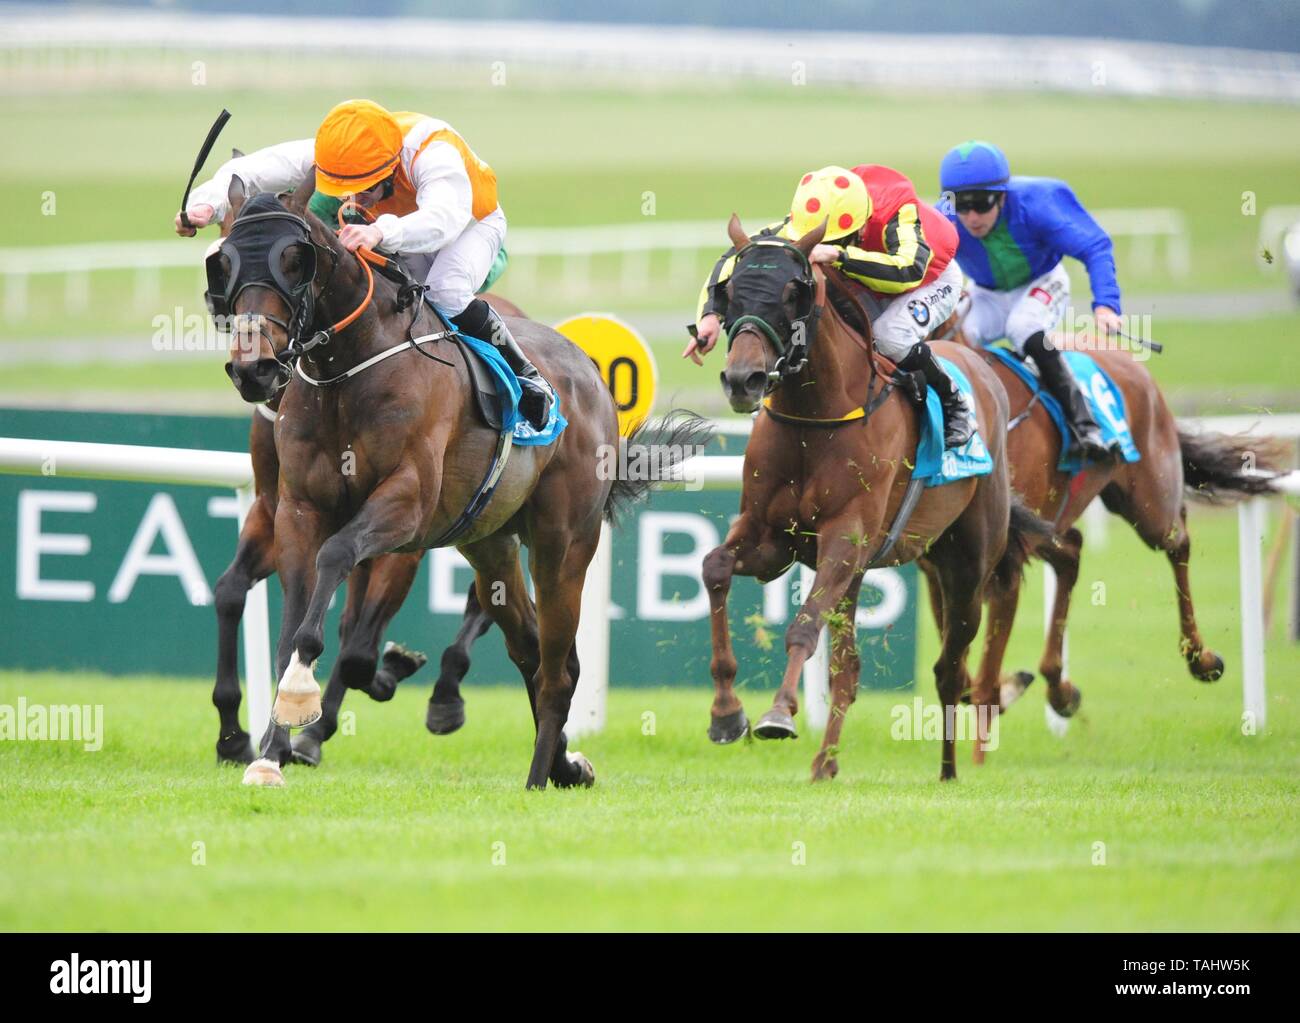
[
  {"x1": 810, "y1": 573, "x2": 864, "y2": 782},
  {"x1": 970, "y1": 573, "x2": 1016, "y2": 765},
  {"x1": 927, "y1": 539, "x2": 989, "y2": 782},
  {"x1": 427, "y1": 580, "x2": 493, "y2": 736},
  {"x1": 1038, "y1": 527, "x2": 1084, "y2": 716},
  {"x1": 212, "y1": 495, "x2": 275, "y2": 765},
  {"x1": 1102, "y1": 481, "x2": 1224, "y2": 682}
]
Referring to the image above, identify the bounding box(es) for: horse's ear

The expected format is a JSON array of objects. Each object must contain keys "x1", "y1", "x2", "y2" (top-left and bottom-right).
[
  {"x1": 228, "y1": 175, "x2": 246, "y2": 218},
  {"x1": 285, "y1": 164, "x2": 317, "y2": 214},
  {"x1": 727, "y1": 213, "x2": 749, "y2": 251},
  {"x1": 231, "y1": 147, "x2": 244, "y2": 159},
  {"x1": 794, "y1": 217, "x2": 828, "y2": 256}
]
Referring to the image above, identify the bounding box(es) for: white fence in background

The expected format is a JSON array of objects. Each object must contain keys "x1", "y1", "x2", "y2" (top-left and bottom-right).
[
  {"x1": 0, "y1": 208, "x2": 1189, "y2": 320},
  {"x1": 2, "y1": 420, "x2": 1296, "y2": 740},
  {"x1": 5, "y1": 8, "x2": 1300, "y2": 103}
]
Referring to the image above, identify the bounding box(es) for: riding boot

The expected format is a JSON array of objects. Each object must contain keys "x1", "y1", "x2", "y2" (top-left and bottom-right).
[
  {"x1": 1023, "y1": 332, "x2": 1113, "y2": 463},
  {"x1": 452, "y1": 299, "x2": 552, "y2": 430},
  {"x1": 898, "y1": 342, "x2": 975, "y2": 449}
]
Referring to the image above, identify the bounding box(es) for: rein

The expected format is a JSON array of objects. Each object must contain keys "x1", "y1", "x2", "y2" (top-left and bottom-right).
[{"x1": 758, "y1": 267, "x2": 905, "y2": 429}]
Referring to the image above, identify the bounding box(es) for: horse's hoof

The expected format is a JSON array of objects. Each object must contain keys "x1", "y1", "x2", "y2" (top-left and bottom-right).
[
  {"x1": 999, "y1": 671, "x2": 1034, "y2": 711},
  {"x1": 1050, "y1": 683, "x2": 1082, "y2": 718},
  {"x1": 810, "y1": 755, "x2": 838, "y2": 782},
  {"x1": 557, "y1": 751, "x2": 595, "y2": 788},
  {"x1": 241, "y1": 757, "x2": 285, "y2": 787},
  {"x1": 382, "y1": 640, "x2": 428, "y2": 680},
  {"x1": 289, "y1": 732, "x2": 322, "y2": 767},
  {"x1": 1191, "y1": 651, "x2": 1225, "y2": 683},
  {"x1": 708, "y1": 708, "x2": 749, "y2": 745},
  {"x1": 753, "y1": 709, "x2": 798, "y2": 740},
  {"x1": 272, "y1": 652, "x2": 322, "y2": 728},
  {"x1": 940, "y1": 768, "x2": 958, "y2": 782},
  {"x1": 426, "y1": 698, "x2": 466, "y2": 736},
  {"x1": 216, "y1": 730, "x2": 254, "y2": 766}
]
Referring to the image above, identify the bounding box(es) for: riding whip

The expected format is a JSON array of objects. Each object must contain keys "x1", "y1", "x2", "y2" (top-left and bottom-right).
[{"x1": 178, "y1": 109, "x2": 232, "y2": 230}]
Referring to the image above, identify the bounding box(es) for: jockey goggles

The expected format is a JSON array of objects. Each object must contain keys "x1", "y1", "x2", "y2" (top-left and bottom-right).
[{"x1": 953, "y1": 190, "x2": 1001, "y2": 214}]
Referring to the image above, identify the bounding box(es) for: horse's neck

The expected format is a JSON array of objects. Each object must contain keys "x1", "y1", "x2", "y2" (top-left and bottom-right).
[{"x1": 768, "y1": 309, "x2": 867, "y2": 420}]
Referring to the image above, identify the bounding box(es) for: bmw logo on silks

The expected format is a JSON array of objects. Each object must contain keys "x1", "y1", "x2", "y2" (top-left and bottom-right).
[{"x1": 908, "y1": 298, "x2": 931, "y2": 327}]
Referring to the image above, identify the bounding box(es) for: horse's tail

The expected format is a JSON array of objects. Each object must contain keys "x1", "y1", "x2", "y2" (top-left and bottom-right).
[
  {"x1": 1178, "y1": 429, "x2": 1290, "y2": 503},
  {"x1": 993, "y1": 496, "x2": 1057, "y2": 590},
  {"x1": 603, "y1": 409, "x2": 715, "y2": 527}
]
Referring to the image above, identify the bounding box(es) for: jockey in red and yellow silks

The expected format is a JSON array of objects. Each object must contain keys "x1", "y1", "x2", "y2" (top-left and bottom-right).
[
  {"x1": 174, "y1": 99, "x2": 550, "y2": 429},
  {"x1": 688, "y1": 164, "x2": 974, "y2": 449}
]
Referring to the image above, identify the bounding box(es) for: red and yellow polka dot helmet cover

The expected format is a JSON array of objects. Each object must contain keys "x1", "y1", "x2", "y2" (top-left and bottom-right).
[{"x1": 790, "y1": 166, "x2": 871, "y2": 241}]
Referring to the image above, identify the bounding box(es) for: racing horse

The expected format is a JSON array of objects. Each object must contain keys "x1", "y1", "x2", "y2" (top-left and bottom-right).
[
  {"x1": 216, "y1": 168, "x2": 707, "y2": 789},
  {"x1": 210, "y1": 206, "x2": 509, "y2": 769},
  {"x1": 702, "y1": 214, "x2": 1048, "y2": 782},
  {"x1": 928, "y1": 308, "x2": 1287, "y2": 755}
]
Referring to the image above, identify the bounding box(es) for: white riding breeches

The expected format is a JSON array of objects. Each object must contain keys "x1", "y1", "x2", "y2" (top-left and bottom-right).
[
  {"x1": 871, "y1": 259, "x2": 964, "y2": 361},
  {"x1": 963, "y1": 262, "x2": 1070, "y2": 355},
  {"x1": 401, "y1": 206, "x2": 507, "y2": 318}
]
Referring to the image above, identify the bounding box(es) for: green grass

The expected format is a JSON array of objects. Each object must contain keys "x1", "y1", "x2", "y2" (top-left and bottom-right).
[{"x1": 2, "y1": 505, "x2": 1297, "y2": 931}]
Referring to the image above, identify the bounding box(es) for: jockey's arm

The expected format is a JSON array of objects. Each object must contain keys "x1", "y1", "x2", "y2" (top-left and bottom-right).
[
  {"x1": 1038, "y1": 184, "x2": 1122, "y2": 315},
  {"x1": 833, "y1": 202, "x2": 933, "y2": 294},
  {"x1": 185, "y1": 139, "x2": 315, "y2": 225},
  {"x1": 371, "y1": 144, "x2": 474, "y2": 253}
]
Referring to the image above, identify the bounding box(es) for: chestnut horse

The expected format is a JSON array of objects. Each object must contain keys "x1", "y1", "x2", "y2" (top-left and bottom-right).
[
  {"x1": 209, "y1": 208, "x2": 512, "y2": 768},
  {"x1": 929, "y1": 310, "x2": 1286, "y2": 753},
  {"x1": 219, "y1": 169, "x2": 704, "y2": 789},
  {"x1": 703, "y1": 215, "x2": 1047, "y2": 782}
]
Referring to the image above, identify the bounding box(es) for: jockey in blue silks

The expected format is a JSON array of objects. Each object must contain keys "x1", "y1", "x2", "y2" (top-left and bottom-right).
[{"x1": 939, "y1": 140, "x2": 1121, "y2": 462}]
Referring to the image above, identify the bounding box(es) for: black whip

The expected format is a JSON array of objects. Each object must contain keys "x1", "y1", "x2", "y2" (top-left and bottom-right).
[{"x1": 178, "y1": 109, "x2": 231, "y2": 230}]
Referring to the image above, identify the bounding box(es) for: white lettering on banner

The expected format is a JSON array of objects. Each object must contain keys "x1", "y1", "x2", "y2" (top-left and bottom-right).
[
  {"x1": 108, "y1": 493, "x2": 211, "y2": 605},
  {"x1": 759, "y1": 564, "x2": 908, "y2": 630},
  {"x1": 429, "y1": 547, "x2": 475, "y2": 614},
  {"x1": 206, "y1": 495, "x2": 240, "y2": 521},
  {"x1": 16, "y1": 490, "x2": 96, "y2": 602},
  {"x1": 637, "y1": 512, "x2": 719, "y2": 620},
  {"x1": 857, "y1": 569, "x2": 908, "y2": 629}
]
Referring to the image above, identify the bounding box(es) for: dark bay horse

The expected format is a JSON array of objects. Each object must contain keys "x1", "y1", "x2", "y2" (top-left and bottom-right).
[
  {"x1": 219, "y1": 169, "x2": 703, "y2": 789},
  {"x1": 209, "y1": 208, "x2": 511, "y2": 768},
  {"x1": 929, "y1": 310, "x2": 1286, "y2": 755},
  {"x1": 703, "y1": 215, "x2": 1046, "y2": 782}
]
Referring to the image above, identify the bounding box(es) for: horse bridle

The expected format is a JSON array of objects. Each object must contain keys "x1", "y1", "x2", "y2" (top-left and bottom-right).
[
  {"x1": 207, "y1": 200, "x2": 388, "y2": 393},
  {"x1": 719, "y1": 237, "x2": 824, "y2": 392}
]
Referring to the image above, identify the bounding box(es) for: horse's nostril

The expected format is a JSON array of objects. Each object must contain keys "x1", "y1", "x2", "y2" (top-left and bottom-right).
[{"x1": 746, "y1": 372, "x2": 767, "y2": 394}]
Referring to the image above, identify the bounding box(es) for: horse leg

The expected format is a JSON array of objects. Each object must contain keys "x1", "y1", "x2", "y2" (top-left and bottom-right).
[
  {"x1": 970, "y1": 572, "x2": 1015, "y2": 765},
  {"x1": 521, "y1": 528, "x2": 603, "y2": 791},
  {"x1": 290, "y1": 553, "x2": 423, "y2": 767},
  {"x1": 927, "y1": 540, "x2": 989, "y2": 782},
  {"x1": 427, "y1": 579, "x2": 493, "y2": 736},
  {"x1": 241, "y1": 501, "x2": 329, "y2": 786},
  {"x1": 810, "y1": 573, "x2": 864, "y2": 781},
  {"x1": 1038, "y1": 527, "x2": 1084, "y2": 716},
  {"x1": 277, "y1": 479, "x2": 424, "y2": 733},
  {"x1": 212, "y1": 494, "x2": 275, "y2": 765},
  {"x1": 1102, "y1": 482, "x2": 1224, "y2": 682},
  {"x1": 755, "y1": 526, "x2": 867, "y2": 742}
]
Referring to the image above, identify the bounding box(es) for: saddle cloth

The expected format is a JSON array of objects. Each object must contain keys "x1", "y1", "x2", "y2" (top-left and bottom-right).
[
  {"x1": 984, "y1": 345, "x2": 1140, "y2": 472},
  {"x1": 913, "y1": 356, "x2": 995, "y2": 488}
]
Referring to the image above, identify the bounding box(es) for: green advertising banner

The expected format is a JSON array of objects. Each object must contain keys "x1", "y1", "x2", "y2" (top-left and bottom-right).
[{"x1": 0, "y1": 408, "x2": 917, "y2": 692}]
